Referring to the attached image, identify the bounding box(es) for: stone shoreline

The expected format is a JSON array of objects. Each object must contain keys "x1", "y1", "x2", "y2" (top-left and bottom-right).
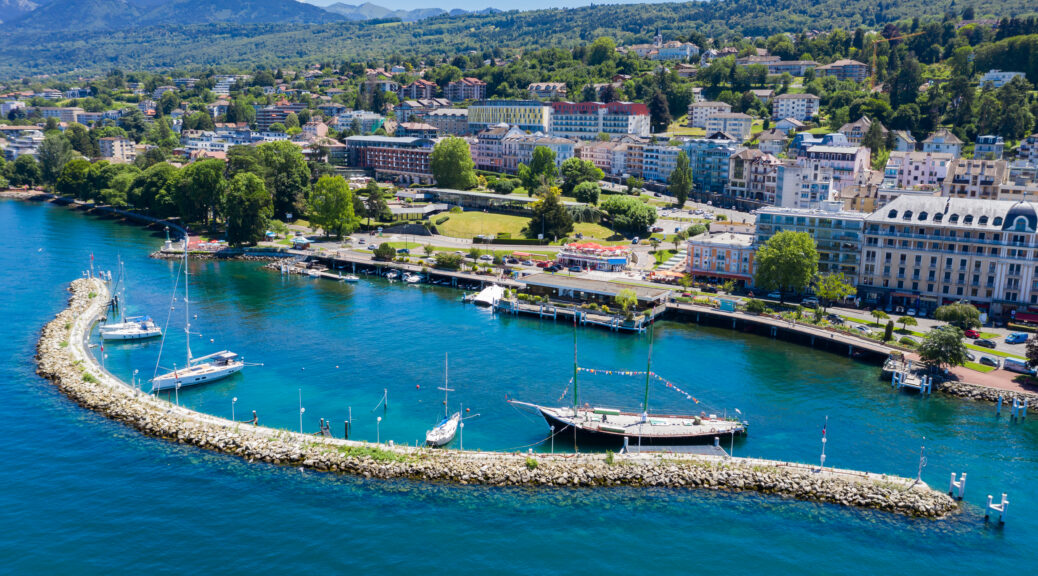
[
  {"x1": 34, "y1": 277, "x2": 958, "y2": 519},
  {"x1": 936, "y1": 379, "x2": 1038, "y2": 405}
]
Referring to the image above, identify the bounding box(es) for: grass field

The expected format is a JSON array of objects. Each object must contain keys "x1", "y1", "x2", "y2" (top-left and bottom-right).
[
  {"x1": 437, "y1": 212, "x2": 531, "y2": 239},
  {"x1": 964, "y1": 361, "x2": 997, "y2": 373},
  {"x1": 573, "y1": 222, "x2": 622, "y2": 241}
]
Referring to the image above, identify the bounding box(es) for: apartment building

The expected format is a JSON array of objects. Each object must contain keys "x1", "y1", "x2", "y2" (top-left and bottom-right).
[
  {"x1": 343, "y1": 135, "x2": 436, "y2": 184},
  {"x1": 687, "y1": 101, "x2": 731, "y2": 128},
  {"x1": 726, "y1": 149, "x2": 780, "y2": 209},
  {"x1": 801, "y1": 144, "x2": 870, "y2": 192},
  {"x1": 974, "y1": 135, "x2": 1005, "y2": 160},
  {"x1": 884, "y1": 151, "x2": 953, "y2": 189},
  {"x1": 398, "y1": 80, "x2": 438, "y2": 100},
  {"x1": 468, "y1": 100, "x2": 550, "y2": 133},
  {"x1": 704, "y1": 112, "x2": 752, "y2": 142},
  {"x1": 500, "y1": 132, "x2": 576, "y2": 174},
  {"x1": 97, "y1": 137, "x2": 136, "y2": 163},
  {"x1": 756, "y1": 202, "x2": 866, "y2": 285},
  {"x1": 446, "y1": 78, "x2": 486, "y2": 102},
  {"x1": 528, "y1": 82, "x2": 568, "y2": 100},
  {"x1": 860, "y1": 196, "x2": 1038, "y2": 316},
  {"x1": 771, "y1": 93, "x2": 820, "y2": 122},
  {"x1": 422, "y1": 108, "x2": 469, "y2": 135},
  {"x1": 548, "y1": 101, "x2": 650, "y2": 139},
  {"x1": 687, "y1": 232, "x2": 756, "y2": 285},
  {"x1": 922, "y1": 128, "x2": 963, "y2": 157},
  {"x1": 815, "y1": 59, "x2": 869, "y2": 83},
  {"x1": 941, "y1": 158, "x2": 1009, "y2": 200}
]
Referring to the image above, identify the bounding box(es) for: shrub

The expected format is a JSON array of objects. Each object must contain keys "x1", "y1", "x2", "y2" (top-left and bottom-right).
[
  {"x1": 373, "y1": 243, "x2": 396, "y2": 260},
  {"x1": 434, "y1": 215, "x2": 450, "y2": 225},
  {"x1": 883, "y1": 320, "x2": 894, "y2": 341},
  {"x1": 605, "y1": 451, "x2": 615, "y2": 466},
  {"x1": 745, "y1": 299, "x2": 766, "y2": 314},
  {"x1": 525, "y1": 457, "x2": 539, "y2": 470},
  {"x1": 899, "y1": 336, "x2": 918, "y2": 347},
  {"x1": 449, "y1": 206, "x2": 463, "y2": 214},
  {"x1": 433, "y1": 252, "x2": 463, "y2": 270}
]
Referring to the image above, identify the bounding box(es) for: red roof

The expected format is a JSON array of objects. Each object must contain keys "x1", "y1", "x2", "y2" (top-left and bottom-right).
[{"x1": 566, "y1": 242, "x2": 627, "y2": 252}]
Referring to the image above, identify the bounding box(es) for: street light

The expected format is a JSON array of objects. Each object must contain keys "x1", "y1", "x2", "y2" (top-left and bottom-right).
[
  {"x1": 377, "y1": 416, "x2": 382, "y2": 444},
  {"x1": 298, "y1": 388, "x2": 305, "y2": 434},
  {"x1": 550, "y1": 425, "x2": 555, "y2": 454},
  {"x1": 232, "y1": 397, "x2": 238, "y2": 422}
]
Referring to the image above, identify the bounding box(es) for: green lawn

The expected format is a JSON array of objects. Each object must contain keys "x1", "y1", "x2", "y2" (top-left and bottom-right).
[
  {"x1": 964, "y1": 344, "x2": 1026, "y2": 360},
  {"x1": 573, "y1": 222, "x2": 622, "y2": 242},
  {"x1": 437, "y1": 212, "x2": 531, "y2": 239},
  {"x1": 964, "y1": 361, "x2": 997, "y2": 373}
]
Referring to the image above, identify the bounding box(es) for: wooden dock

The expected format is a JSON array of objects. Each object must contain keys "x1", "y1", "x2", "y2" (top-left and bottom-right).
[{"x1": 494, "y1": 299, "x2": 666, "y2": 333}]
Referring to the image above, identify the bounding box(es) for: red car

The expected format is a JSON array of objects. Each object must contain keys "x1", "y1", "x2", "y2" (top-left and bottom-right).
[{"x1": 964, "y1": 329, "x2": 980, "y2": 338}]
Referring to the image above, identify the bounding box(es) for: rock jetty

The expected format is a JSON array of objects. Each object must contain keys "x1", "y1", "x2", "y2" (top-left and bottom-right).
[{"x1": 36, "y1": 277, "x2": 958, "y2": 519}]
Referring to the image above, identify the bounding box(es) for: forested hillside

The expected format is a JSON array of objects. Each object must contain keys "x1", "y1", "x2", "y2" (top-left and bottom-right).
[{"x1": 0, "y1": 0, "x2": 1034, "y2": 78}]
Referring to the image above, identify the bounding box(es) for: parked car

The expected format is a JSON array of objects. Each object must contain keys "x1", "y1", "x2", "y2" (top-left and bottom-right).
[
  {"x1": 855, "y1": 325, "x2": 873, "y2": 336},
  {"x1": 801, "y1": 297, "x2": 819, "y2": 308},
  {"x1": 568, "y1": 265, "x2": 583, "y2": 273},
  {"x1": 1003, "y1": 357, "x2": 1035, "y2": 375},
  {"x1": 906, "y1": 308, "x2": 916, "y2": 316},
  {"x1": 546, "y1": 265, "x2": 562, "y2": 272},
  {"x1": 521, "y1": 260, "x2": 534, "y2": 266},
  {"x1": 826, "y1": 314, "x2": 844, "y2": 325},
  {"x1": 964, "y1": 329, "x2": 980, "y2": 339},
  {"x1": 978, "y1": 355, "x2": 1000, "y2": 368},
  {"x1": 965, "y1": 351, "x2": 977, "y2": 362},
  {"x1": 1006, "y1": 332, "x2": 1029, "y2": 344},
  {"x1": 701, "y1": 285, "x2": 718, "y2": 293},
  {"x1": 505, "y1": 258, "x2": 520, "y2": 265},
  {"x1": 358, "y1": 238, "x2": 366, "y2": 244},
  {"x1": 651, "y1": 227, "x2": 664, "y2": 233},
  {"x1": 766, "y1": 291, "x2": 782, "y2": 299},
  {"x1": 631, "y1": 237, "x2": 640, "y2": 245},
  {"x1": 478, "y1": 254, "x2": 494, "y2": 262},
  {"x1": 397, "y1": 248, "x2": 410, "y2": 254},
  {"x1": 974, "y1": 338, "x2": 997, "y2": 349},
  {"x1": 535, "y1": 261, "x2": 550, "y2": 268},
  {"x1": 917, "y1": 309, "x2": 927, "y2": 318}
]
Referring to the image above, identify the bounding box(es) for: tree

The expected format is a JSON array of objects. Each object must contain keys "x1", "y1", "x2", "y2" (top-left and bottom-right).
[
  {"x1": 38, "y1": 134, "x2": 74, "y2": 185},
  {"x1": 129, "y1": 162, "x2": 179, "y2": 216},
  {"x1": 224, "y1": 173, "x2": 272, "y2": 246},
  {"x1": 373, "y1": 243, "x2": 396, "y2": 261},
  {"x1": 648, "y1": 90, "x2": 671, "y2": 132},
  {"x1": 9, "y1": 155, "x2": 41, "y2": 187},
  {"x1": 918, "y1": 327, "x2": 968, "y2": 370},
  {"x1": 434, "y1": 252, "x2": 464, "y2": 270},
  {"x1": 258, "y1": 141, "x2": 311, "y2": 220},
  {"x1": 813, "y1": 272, "x2": 856, "y2": 310},
  {"x1": 870, "y1": 309, "x2": 889, "y2": 325},
  {"x1": 559, "y1": 157, "x2": 603, "y2": 195},
  {"x1": 56, "y1": 158, "x2": 93, "y2": 199},
  {"x1": 176, "y1": 159, "x2": 226, "y2": 225},
  {"x1": 430, "y1": 137, "x2": 477, "y2": 189},
  {"x1": 307, "y1": 175, "x2": 358, "y2": 239},
  {"x1": 668, "y1": 150, "x2": 692, "y2": 207},
  {"x1": 527, "y1": 187, "x2": 573, "y2": 240},
  {"x1": 883, "y1": 320, "x2": 894, "y2": 342},
  {"x1": 572, "y1": 181, "x2": 600, "y2": 205},
  {"x1": 614, "y1": 288, "x2": 637, "y2": 319},
  {"x1": 1026, "y1": 338, "x2": 1038, "y2": 369},
  {"x1": 364, "y1": 182, "x2": 390, "y2": 224},
  {"x1": 600, "y1": 195, "x2": 656, "y2": 234},
  {"x1": 934, "y1": 302, "x2": 981, "y2": 329},
  {"x1": 861, "y1": 120, "x2": 886, "y2": 153},
  {"x1": 588, "y1": 36, "x2": 616, "y2": 66},
  {"x1": 753, "y1": 231, "x2": 818, "y2": 294},
  {"x1": 519, "y1": 146, "x2": 557, "y2": 191},
  {"x1": 897, "y1": 316, "x2": 918, "y2": 332}
]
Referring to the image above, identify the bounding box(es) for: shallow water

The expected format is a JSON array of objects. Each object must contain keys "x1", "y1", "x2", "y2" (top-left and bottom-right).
[{"x1": 1, "y1": 198, "x2": 1034, "y2": 573}]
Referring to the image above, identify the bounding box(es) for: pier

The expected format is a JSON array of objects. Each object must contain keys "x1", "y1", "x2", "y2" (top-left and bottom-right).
[{"x1": 31, "y1": 276, "x2": 960, "y2": 519}]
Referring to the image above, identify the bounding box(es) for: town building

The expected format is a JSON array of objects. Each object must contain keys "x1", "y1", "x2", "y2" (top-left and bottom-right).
[
  {"x1": 774, "y1": 118, "x2": 806, "y2": 134},
  {"x1": 468, "y1": 100, "x2": 551, "y2": 133},
  {"x1": 398, "y1": 79, "x2": 438, "y2": 100},
  {"x1": 395, "y1": 98, "x2": 452, "y2": 122},
  {"x1": 704, "y1": 112, "x2": 752, "y2": 142},
  {"x1": 801, "y1": 144, "x2": 870, "y2": 192},
  {"x1": 548, "y1": 101, "x2": 650, "y2": 139},
  {"x1": 302, "y1": 120, "x2": 328, "y2": 140},
  {"x1": 942, "y1": 158, "x2": 1009, "y2": 200},
  {"x1": 686, "y1": 232, "x2": 756, "y2": 285},
  {"x1": 921, "y1": 128, "x2": 963, "y2": 158},
  {"x1": 97, "y1": 137, "x2": 136, "y2": 163},
  {"x1": 395, "y1": 122, "x2": 440, "y2": 138},
  {"x1": 775, "y1": 160, "x2": 837, "y2": 208},
  {"x1": 726, "y1": 149, "x2": 780, "y2": 210},
  {"x1": 974, "y1": 135, "x2": 1005, "y2": 160},
  {"x1": 771, "y1": 93, "x2": 820, "y2": 121},
  {"x1": 343, "y1": 135, "x2": 436, "y2": 184},
  {"x1": 1, "y1": 129, "x2": 44, "y2": 160},
  {"x1": 1018, "y1": 134, "x2": 1038, "y2": 164},
  {"x1": 35, "y1": 107, "x2": 84, "y2": 124},
  {"x1": 682, "y1": 136, "x2": 742, "y2": 200},
  {"x1": 446, "y1": 78, "x2": 486, "y2": 102},
  {"x1": 860, "y1": 196, "x2": 1038, "y2": 316},
  {"x1": 528, "y1": 82, "x2": 568, "y2": 100},
  {"x1": 756, "y1": 128, "x2": 788, "y2": 156},
  {"x1": 687, "y1": 101, "x2": 731, "y2": 128},
  {"x1": 255, "y1": 102, "x2": 306, "y2": 131},
  {"x1": 500, "y1": 132, "x2": 576, "y2": 174},
  {"x1": 472, "y1": 124, "x2": 520, "y2": 171},
  {"x1": 336, "y1": 110, "x2": 385, "y2": 134},
  {"x1": 838, "y1": 116, "x2": 885, "y2": 146},
  {"x1": 883, "y1": 151, "x2": 953, "y2": 189},
  {"x1": 979, "y1": 69, "x2": 1025, "y2": 88},
  {"x1": 891, "y1": 130, "x2": 917, "y2": 152},
  {"x1": 815, "y1": 59, "x2": 869, "y2": 83},
  {"x1": 626, "y1": 30, "x2": 700, "y2": 61},
  {"x1": 756, "y1": 202, "x2": 866, "y2": 285},
  {"x1": 422, "y1": 108, "x2": 469, "y2": 135},
  {"x1": 555, "y1": 242, "x2": 631, "y2": 272}
]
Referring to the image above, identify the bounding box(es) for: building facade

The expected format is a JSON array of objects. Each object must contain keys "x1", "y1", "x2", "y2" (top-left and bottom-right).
[
  {"x1": 771, "y1": 93, "x2": 820, "y2": 121},
  {"x1": 756, "y1": 202, "x2": 866, "y2": 286},
  {"x1": 703, "y1": 112, "x2": 752, "y2": 141},
  {"x1": 687, "y1": 101, "x2": 731, "y2": 128},
  {"x1": 815, "y1": 59, "x2": 869, "y2": 83},
  {"x1": 468, "y1": 100, "x2": 551, "y2": 133},
  {"x1": 687, "y1": 232, "x2": 756, "y2": 284},
  {"x1": 446, "y1": 78, "x2": 486, "y2": 102},
  {"x1": 548, "y1": 101, "x2": 650, "y2": 139},
  {"x1": 343, "y1": 136, "x2": 436, "y2": 184}
]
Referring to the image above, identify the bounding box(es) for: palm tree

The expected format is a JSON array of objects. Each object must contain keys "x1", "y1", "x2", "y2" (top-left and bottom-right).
[
  {"x1": 870, "y1": 309, "x2": 889, "y2": 326},
  {"x1": 897, "y1": 315, "x2": 918, "y2": 332}
]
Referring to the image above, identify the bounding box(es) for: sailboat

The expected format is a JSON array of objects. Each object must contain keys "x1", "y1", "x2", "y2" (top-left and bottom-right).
[
  {"x1": 425, "y1": 353, "x2": 461, "y2": 447},
  {"x1": 511, "y1": 322, "x2": 747, "y2": 447},
  {"x1": 151, "y1": 243, "x2": 246, "y2": 392},
  {"x1": 100, "y1": 262, "x2": 162, "y2": 341}
]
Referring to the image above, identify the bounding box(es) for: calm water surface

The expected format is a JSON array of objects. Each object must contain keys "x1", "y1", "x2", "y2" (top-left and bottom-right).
[{"x1": 0, "y1": 199, "x2": 1034, "y2": 573}]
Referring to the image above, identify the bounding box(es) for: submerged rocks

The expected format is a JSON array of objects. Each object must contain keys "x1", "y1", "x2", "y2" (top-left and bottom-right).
[{"x1": 35, "y1": 278, "x2": 958, "y2": 520}]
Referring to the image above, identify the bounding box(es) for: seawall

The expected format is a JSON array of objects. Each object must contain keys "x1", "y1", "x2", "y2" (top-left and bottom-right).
[{"x1": 34, "y1": 277, "x2": 959, "y2": 519}]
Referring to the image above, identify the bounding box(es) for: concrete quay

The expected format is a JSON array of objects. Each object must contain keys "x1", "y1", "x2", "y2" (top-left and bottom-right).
[{"x1": 33, "y1": 277, "x2": 958, "y2": 519}]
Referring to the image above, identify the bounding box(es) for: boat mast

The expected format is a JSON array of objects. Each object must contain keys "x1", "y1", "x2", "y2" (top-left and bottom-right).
[
  {"x1": 183, "y1": 240, "x2": 191, "y2": 365},
  {"x1": 444, "y1": 352, "x2": 449, "y2": 419},
  {"x1": 572, "y1": 316, "x2": 579, "y2": 415},
  {"x1": 643, "y1": 321, "x2": 655, "y2": 421}
]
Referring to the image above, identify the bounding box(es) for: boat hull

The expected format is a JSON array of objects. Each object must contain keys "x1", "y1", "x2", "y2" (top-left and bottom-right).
[
  {"x1": 538, "y1": 408, "x2": 745, "y2": 447},
  {"x1": 151, "y1": 361, "x2": 243, "y2": 391},
  {"x1": 100, "y1": 328, "x2": 162, "y2": 340},
  {"x1": 425, "y1": 413, "x2": 460, "y2": 447}
]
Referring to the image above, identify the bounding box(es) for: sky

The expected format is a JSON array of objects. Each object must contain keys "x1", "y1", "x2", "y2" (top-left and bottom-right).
[{"x1": 302, "y1": 0, "x2": 681, "y2": 12}]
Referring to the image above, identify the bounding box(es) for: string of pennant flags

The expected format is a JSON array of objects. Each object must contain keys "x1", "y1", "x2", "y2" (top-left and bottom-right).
[{"x1": 553, "y1": 367, "x2": 702, "y2": 405}]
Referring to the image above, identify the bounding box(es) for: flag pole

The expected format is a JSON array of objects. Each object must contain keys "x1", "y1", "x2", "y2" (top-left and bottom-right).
[{"x1": 819, "y1": 415, "x2": 828, "y2": 471}]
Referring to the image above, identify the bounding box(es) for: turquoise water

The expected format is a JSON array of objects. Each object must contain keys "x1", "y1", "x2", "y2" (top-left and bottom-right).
[{"x1": 1, "y1": 198, "x2": 1035, "y2": 573}]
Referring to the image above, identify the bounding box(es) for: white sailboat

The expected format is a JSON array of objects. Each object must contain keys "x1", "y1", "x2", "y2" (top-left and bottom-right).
[
  {"x1": 425, "y1": 353, "x2": 460, "y2": 447},
  {"x1": 100, "y1": 263, "x2": 162, "y2": 341},
  {"x1": 151, "y1": 245, "x2": 245, "y2": 392}
]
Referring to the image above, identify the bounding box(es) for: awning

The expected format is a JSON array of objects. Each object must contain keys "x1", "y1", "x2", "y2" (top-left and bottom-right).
[{"x1": 1014, "y1": 311, "x2": 1038, "y2": 323}]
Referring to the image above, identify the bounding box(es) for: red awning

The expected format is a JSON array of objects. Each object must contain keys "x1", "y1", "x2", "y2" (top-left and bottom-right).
[{"x1": 1014, "y1": 311, "x2": 1038, "y2": 323}]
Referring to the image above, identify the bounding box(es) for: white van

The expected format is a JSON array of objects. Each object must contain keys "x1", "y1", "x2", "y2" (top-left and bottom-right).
[{"x1": 1002, "y1": 357, "x2": 1034, "y2": 375}]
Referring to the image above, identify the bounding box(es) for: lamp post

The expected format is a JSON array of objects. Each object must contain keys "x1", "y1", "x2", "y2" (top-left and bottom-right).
[
  {"x1": 550, "y1": 425, "x2": 555, "y2": 454},
  {"x1": 377, "y1": 416, "x2": 382, "y2": 444},
  {"x1": 298, "y1": 388, "x2": 304, "y2": 434},
  {"x1": 133, "y1": 369, "x2": 139, "y2": 393},
  {"x1": 232, "y1": 397, "x2": 237, "y2": 422}
]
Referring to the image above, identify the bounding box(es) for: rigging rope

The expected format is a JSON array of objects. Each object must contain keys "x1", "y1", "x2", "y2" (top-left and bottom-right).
[{"x1": 151, "y1": 257, "x2": 184, "y2": 381}]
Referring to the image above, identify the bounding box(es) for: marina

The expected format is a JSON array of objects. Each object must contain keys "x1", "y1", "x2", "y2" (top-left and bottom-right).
[{"x1": 5, "y1": 199, "x2": 1038, "y2": 574}]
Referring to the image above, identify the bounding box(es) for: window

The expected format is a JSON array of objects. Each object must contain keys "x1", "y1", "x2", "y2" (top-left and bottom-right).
[
  {"x1": 888, "y1": 209, "x2": 898, "y2": 219},
  {"x1": 903, "y1": 210, "x2": 913, "y2": 220},
  {"x1": 949, "y1": 214, "x2": 959, "y2": 223},
  {"x1": 934, "y1": 213, "x2": 944, "y2": 222},
  {"x1": 918, "y1": 212, "x2": 928, "y2": 221},
  {"x1": 994, "y1": 217, "x2": 1003, "y2": 226},
  {"x1": 979, "y1": 216, "x2": 988, "y2": 225},
  {"x1": 964, "y1": 215, "x2": 974, "y2": 225}
]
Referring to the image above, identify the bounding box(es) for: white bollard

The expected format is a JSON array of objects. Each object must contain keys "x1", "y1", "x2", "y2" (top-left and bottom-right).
[
  {"x1": 949, "y1": 472, "x2": 966, "y2": 500},
  {"x1": 986, "y1": 493, "x2": 1009, "y2": 524},
  {"x1": 997, "y1": 395, "x2": 1003, "y2": 416}
]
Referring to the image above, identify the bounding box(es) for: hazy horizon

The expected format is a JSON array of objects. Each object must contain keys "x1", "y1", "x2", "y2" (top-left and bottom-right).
[{"x1": 299, "y1": 0, "x2": 687, "y2": 11}]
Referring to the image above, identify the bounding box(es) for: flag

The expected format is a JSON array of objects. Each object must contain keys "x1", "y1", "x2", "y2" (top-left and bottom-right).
[
  {"x1": 822, "y1": 417, "x2": 827, "y2": 438},
  {"x1": 735, "y1": 408, "x2": 742, "y2": 415}
]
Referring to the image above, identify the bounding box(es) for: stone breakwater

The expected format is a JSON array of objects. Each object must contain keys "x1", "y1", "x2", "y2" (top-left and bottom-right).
[
  {"x1": 35, "y1": 278, "x2": 958, "y2": 519},
  {"x1": 149, "y1": 249, "x2": 288, "y2": 262},
  {"x1": 937, "y1": 379, "x2": 1038, "y2": 405}
]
